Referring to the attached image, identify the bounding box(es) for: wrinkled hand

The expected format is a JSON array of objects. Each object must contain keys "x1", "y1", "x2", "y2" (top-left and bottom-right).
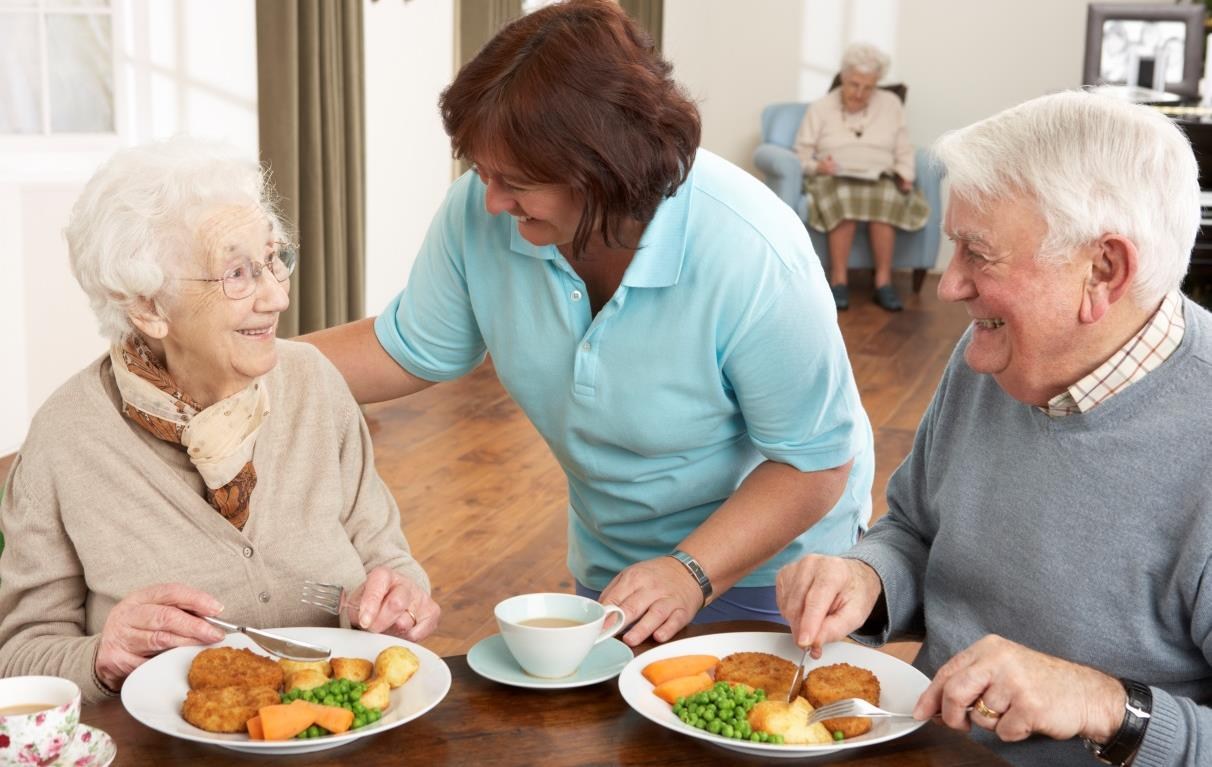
[
  {"x1": 817, "y1": 156, "x2": 839, "y2": 176},
  {"x1": 896, "y1": 176, "x2": 913, "y2": 194},
  {"x1": 347, "y1": 566, "x2": 440, "y2": 641},
  {"x1": 775, "y1": 555, "x2": 882, "y2": 658},
  {"x1": 96, "y1": 583, "x2": 226, "y2": 691},
  {"x1": 599, "y1": 557, "x2": 704, "y2": 646},
  {"x1": 913, "y1": 634, "x2": 1125, "y2": 744}
]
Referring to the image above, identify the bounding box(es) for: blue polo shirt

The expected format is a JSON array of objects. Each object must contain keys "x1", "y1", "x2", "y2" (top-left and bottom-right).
[{"x1": 375, "y1": 149, "x2": 873, "y2": 589}]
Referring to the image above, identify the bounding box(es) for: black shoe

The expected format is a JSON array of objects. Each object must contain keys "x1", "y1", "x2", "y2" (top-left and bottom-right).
[
  {"x1": 873, "y1": 284, "x2": 903, "y2": 312},
  {"x1": 831, "y1": 284, "x2": 850, "y2": 311}
]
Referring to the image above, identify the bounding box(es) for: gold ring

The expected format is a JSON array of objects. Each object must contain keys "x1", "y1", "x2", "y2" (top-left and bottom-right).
[
  {"x1": 405, "y1": 608, "x2": 418, "y2": 624},
  {"x1": 973, "y1": 697, "x2": 1003, "y2": 719}
]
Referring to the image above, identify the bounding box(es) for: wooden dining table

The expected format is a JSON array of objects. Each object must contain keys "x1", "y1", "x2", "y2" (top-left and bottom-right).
[{"x1": 82, "y1": 620, "x2": 1010, "y2": 766}]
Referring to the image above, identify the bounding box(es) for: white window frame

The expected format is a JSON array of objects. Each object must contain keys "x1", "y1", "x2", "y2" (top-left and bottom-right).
[{"x1": 0, "y1": 0, "x2": 128, "y2": 182}]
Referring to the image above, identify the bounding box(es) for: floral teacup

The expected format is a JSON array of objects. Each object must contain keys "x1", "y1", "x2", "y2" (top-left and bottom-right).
[{"x1": 0, "y1": 676, "x2": 81, "y2": 766}]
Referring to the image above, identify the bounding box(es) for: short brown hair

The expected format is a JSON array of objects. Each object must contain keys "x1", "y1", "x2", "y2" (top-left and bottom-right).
[{"x1": 439, "y1": 0, "x2": 701, "y2": 258}]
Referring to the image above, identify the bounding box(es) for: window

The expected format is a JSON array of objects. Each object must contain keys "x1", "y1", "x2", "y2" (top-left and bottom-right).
[{"x1": 0, "y1": 0, "x2": 116, "y2": 135}]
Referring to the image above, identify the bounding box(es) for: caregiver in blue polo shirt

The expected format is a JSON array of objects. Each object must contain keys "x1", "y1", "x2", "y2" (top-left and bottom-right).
[{"x1": 307, "y1": 0, "x2": 874, "y2": 647}]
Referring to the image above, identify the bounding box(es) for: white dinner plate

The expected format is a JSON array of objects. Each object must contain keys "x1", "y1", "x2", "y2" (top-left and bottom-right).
[
  {"x1": 121, "y1": 627, "x2": 451, "y2": 755},
  {"x1": 618, "y1": 631, "x2": 930, "y2": 759}
]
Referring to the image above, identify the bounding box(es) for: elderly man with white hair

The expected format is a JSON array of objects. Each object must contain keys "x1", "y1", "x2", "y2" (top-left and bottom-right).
[
  {"x1": 795, "y1": 41, "x2": 930, "y2": 312},
  {"x1": 0, "y1": 137, "x2": 438, "y2": 703},
  {"x1": 776, "y1": 90, "x2": 1212, "y2": 766}
]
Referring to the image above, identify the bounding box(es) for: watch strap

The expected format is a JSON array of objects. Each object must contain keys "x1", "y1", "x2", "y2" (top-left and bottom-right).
[
  {"x1": 667, "y1": 549, "x2": 712, "y2": 605},
  {"x1": 1083, "y1": 678, "x2": 1152, "y2": 766}
]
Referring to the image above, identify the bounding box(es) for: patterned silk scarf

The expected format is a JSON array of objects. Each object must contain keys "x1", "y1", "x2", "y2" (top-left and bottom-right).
[{"x1": 109, "y1": 337, "x2": 270, "y2": 529}]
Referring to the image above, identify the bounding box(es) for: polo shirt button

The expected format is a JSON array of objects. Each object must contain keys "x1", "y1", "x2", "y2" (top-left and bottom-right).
[
  {"x1": 581, "y1": 342, "x2": 591, "y2": 352},
  {"x1": 258, "y1": 591, "x2": 270, "y2": 603},
  {"x1": 570, "y1": 289, "x2": 583, "y2": 301},
  {"x1": 243, "y1": 546, "x2": 254, "y2": 558}
]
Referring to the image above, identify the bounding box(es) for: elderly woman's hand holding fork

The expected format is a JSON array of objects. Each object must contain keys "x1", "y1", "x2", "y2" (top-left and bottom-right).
[{"x1": 307, "y1": 566, "x2": 440, "y2": 641}]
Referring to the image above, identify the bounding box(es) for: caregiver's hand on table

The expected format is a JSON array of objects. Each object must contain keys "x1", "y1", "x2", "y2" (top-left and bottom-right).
[
  {"x1": 96, "y1": 583, "x2": 226, "y2": 690},
  {"x1": 913, "y1": 634, "x2": 1126, "y2": 744},
  {"x1": 599, "y1": 556, "x2": 705, "y2": 646},
  {"x1": 775, "y1": 554, "x2": 883, "y2": 658},
  {"x1": 347, "y1": 565, "x2": 440, "y2": 641}
]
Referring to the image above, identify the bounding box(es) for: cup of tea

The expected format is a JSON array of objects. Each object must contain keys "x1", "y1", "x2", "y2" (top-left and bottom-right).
[
  {"x1": 0, "y1": 676, "x2": 81, "y2": 764},
  {"x1": 494, "y1": 593, "x2": 627, "y2": 678}
]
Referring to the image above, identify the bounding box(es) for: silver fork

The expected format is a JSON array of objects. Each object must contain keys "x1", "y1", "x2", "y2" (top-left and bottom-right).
[
  {"x1": 805, "y1": 698, "x2": 917, "y2": 726},
  {"x1": 301, "y1": 580, "x2": 357, "y2": 617},
  {"x1": 806, "y1": 697, "x2": 974, "y2": 725}
]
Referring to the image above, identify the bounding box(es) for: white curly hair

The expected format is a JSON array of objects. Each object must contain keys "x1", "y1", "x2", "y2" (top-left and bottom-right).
[
  {"x1": 65, "y1": 136, "x2": 289, "y2": 344},
  {"x1": 840, "y1": 42, "x2": 890, "y2": 80}
]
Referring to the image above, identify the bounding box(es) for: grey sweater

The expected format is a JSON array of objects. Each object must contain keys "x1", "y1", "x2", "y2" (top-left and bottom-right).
[{"x1": 850, "y1": 297, "x2": 1212, "y2": 767}]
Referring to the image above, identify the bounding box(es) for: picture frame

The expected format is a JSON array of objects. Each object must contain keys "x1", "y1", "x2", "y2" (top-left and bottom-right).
[{"x1": 1083, "y1": 3, "x2": 1207, "y2": 99}]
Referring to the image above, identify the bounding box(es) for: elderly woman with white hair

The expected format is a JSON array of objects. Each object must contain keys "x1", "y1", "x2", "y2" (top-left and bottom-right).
[
  {"x1": 777, "y1": 90, "x2": 1212, "y2": 766},
  {"x1": 794, "y1": 42, "x2": 930, "y2": 312},
  {"x1": 0, "y1": 138, "x2": 439, "y2": 703}
]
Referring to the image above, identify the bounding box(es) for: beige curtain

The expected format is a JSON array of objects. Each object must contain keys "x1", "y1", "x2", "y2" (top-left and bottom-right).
[
  {"x1": 256, "y1": 0, "x2": 365, "y2": 337},
  {"x1": 619, "y1": 0, "x2": 663, "y2": 53},
  {"x1": 455, "y1": 0, "x2": 522, "y2": 68}
]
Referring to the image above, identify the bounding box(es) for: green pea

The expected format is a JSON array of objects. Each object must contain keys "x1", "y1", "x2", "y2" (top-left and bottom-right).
[
  {"x1": 772, "y1": 734, "x2": 784, "y2": 745},
  {"x1": 750, "y1": 733, "x2": 761, "y2": 742},
  {"x1": 706, "y1": 719, "x2": 722, "y2": 734},
  {"x1": 702, "y1": 709, "x2": 715, "y2": 722},
  {"x1": 721, "y1": 724, "x2": 734, "y2": 738},
  {"x1": 353, "y1": 716, "x2": 366, "y2": 729},
  {"x1": 833, "y1": 730, "x2": 845, "y2": 742}
]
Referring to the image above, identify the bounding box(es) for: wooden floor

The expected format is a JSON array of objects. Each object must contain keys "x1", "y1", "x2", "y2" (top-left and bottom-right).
[{"x1": 0, "y1": 271, "x2": 970, "y2": 659}]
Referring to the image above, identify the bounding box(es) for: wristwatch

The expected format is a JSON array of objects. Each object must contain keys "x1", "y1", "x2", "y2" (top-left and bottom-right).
[
  {"x1": 667, "y1": 549, "x2": 712, "y2": 606},
  {"x1": 1083, "y1": 678, "x2": 1152, "y2": 766}
]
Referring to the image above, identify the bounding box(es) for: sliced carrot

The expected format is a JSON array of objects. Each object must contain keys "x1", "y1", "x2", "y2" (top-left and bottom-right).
[
  {"x1": 641, "y1": 655, "x2": 720, "y2": 686},
  {"x1": 258, "y1": 702, "x2": 317, "y2": 741},
  {"x1": 246, "y1": 715, "x2": 264, "y2": 740},
  {"x1": 306, "y1": 702, "x2": 355, "y2": 735},
  {"x1": 652, "y1": 672, "x2": 714, "y2": 704}
]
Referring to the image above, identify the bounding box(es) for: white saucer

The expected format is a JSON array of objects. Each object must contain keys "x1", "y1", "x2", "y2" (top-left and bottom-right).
[
  {"x1": 52, "y1": 724, "x2": 116, "y2": 767},
  {"x1": 467, "y1": 633, "x2": 633, "y2": 689}
]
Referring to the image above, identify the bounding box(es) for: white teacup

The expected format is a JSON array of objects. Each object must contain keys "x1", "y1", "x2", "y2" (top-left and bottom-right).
[
  {"x1": 494, "y1": 593, "x2": 626, "y2": 678},
  {"x1": 0, "y1": 676, "x2": 81, "y2": 764}
]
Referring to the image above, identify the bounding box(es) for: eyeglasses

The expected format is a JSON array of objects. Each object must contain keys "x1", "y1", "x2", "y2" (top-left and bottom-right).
[{"x1": 181, "y1": 242, "x2": 298, "y2": 300}]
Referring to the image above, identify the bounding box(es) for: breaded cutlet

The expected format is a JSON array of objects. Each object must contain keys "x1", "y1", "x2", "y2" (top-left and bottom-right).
[
  {"x1": 804, "y1": 662, "x2": 881, "y2": 738},
  {"x1": 181, "y1": 685, "x2": 281, "y2": 733},
  {"x1": 187, "y1": 647, "x2": 284, "y2": 691},
  {"x1": 714, "y1": 652, "x2": 798, "y2": 701}
]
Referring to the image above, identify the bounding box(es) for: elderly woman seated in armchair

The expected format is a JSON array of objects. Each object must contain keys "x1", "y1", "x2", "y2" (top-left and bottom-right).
[
  {"x1": 0, "y1": 138, "x2": 439, "y2": 702},
  {"x1": 795, "y1": 42, "x2": 930, "y2": 312}
]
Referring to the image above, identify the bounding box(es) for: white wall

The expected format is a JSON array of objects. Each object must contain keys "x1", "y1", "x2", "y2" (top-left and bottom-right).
[
  {"x1": 363, "y1": 0, "x2": 455, "y2": 316},
  {"x1": 0, "y1": 0, "x2": 259, "y2": 453},
  {"x1": 664, "y1": 0, "x2": 803, "y2": 175}
]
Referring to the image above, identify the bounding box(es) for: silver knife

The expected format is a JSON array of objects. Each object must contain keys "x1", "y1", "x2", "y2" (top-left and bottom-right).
[
  {"x1": 201, "y1": 615, "x2": 331, "y2": 661},
  {"x1": 787, "y1": 646, "x2": 812, "y2": 703}
]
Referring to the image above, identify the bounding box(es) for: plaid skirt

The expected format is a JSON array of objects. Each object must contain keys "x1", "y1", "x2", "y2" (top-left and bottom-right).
[{"x1": 805, "y1": 175, "x2": 930, "y2": 233}]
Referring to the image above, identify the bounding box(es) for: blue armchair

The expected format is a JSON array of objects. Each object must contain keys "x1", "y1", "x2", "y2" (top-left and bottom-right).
[{"x1": 753, "y1": 101, "x2": 943, "y2": 292}]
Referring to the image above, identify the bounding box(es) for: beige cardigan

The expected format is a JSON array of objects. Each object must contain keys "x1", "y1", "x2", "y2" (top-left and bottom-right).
[
  {"x1": 794, "y1": 88, "x2": 915, "y2": 182},
  {"x1": 0, "y1": 340, "x2": 429, "y2": 703}
]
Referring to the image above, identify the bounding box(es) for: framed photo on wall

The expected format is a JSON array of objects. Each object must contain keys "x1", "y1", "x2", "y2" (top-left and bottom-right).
[{"x1": 1083, "y1": 3, "x2": 1207, "y2": 98}]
